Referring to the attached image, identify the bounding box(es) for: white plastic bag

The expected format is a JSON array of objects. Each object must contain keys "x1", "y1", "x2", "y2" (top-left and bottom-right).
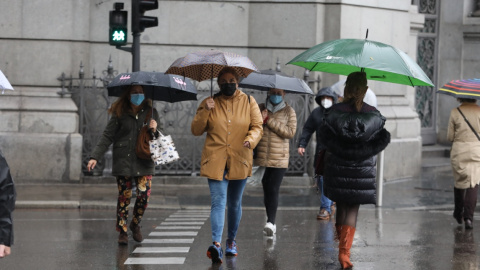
[{"x1": 149, "y1": 131, "x2": 180, "y2": 165}]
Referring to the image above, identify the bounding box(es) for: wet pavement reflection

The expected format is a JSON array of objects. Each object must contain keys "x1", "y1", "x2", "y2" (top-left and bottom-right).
[
  {"x1": 3, "y1": 207, "x2": 480, "y2": 269},
  {"x1": 6, "y1": 168, "x2": 480, "y2": 269}
]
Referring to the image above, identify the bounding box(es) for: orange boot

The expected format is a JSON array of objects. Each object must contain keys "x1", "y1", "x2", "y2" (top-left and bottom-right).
[{"x1": 338, "y1": 225, "x2": 355, "y2": 269}]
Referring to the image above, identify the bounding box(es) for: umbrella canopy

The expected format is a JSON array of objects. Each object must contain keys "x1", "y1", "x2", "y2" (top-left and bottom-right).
[
  {"x1": 0, "y1": 70, "x2": 14, "y2": 94},
  {"x1": 287, "y1": 38, "x2": 434, "y2": 87},
  {"x1": 107, "y1": 71, "x2": 197, "y2": 103},
  {"x1": 239, "y1": 69, "x2": 313, "y2": 95},
  {"x1": 166, "y1": 50, "x2": 259, "y2": 81},
  {"x1": 437, "y1": 78, "x2": 480, "y2": 100}
]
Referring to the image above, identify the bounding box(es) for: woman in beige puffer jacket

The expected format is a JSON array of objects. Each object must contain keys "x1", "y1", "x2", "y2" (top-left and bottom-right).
[{"x1": 254, "y1": 88, "x2": 297, "y2": 236}]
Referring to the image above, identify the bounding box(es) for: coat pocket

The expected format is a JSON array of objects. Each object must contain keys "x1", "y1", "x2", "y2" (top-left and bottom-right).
[
  {"x1": 227, "y1": 155, "x2": 251, "y2": 180},
  {"x1": 200, "y1": 155, "x2": 224, "y2": 179}
]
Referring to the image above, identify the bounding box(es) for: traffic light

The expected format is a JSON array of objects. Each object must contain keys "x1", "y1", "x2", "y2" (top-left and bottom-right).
[
  {"x1": 132, "y1": 0, "x2": 158, "y2": 33},
  {"x1": 109, "y1": 3, "x2": 128, "y2": 46}
]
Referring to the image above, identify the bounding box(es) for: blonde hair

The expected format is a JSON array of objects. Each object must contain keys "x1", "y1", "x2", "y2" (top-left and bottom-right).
[{"x1": 343, "y1": 72, "x2": 368, "y2": 112}]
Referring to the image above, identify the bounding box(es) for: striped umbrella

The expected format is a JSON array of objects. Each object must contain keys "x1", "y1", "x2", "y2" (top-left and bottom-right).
[{"x1": 437, "y1": 78, "x2": 480, "y2": 99}]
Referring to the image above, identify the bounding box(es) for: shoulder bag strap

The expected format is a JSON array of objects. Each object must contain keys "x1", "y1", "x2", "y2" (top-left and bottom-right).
[{"x1": 457, "y1": 107, "x2": 480, "y2": 141}]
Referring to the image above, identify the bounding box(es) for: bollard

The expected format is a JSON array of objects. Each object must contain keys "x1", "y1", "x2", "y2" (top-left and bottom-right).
[{"x1": 376, "y1": 150, "x2": 385, "y2": 207}]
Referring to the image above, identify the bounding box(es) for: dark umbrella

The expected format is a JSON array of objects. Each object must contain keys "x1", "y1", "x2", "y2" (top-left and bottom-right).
[
  {"x1": 107, "y1": 71, "x2": 197, "y2": 103},
  {"x1": 437, "y1": 78, "x2": 480, "y2": 100},
  {"x1": 165, "y1": 50, "x2": 259, "y2": 96},
  {"x1": 239, "y1": 69, "x2": 314, "y2": 95}
]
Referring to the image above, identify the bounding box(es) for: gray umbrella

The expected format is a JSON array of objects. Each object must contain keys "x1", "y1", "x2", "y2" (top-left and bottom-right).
[
  {"x1": 239, "y1": 69, "x2": 313, "y2": 94},
  {"x1": 107, "y1": 71, "x2": 197, "y2": 103}
]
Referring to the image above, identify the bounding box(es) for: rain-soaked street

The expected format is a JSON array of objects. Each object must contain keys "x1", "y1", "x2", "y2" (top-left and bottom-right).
[{"x1": 3, "y1": 169, "x2": 480, "y2": 269}]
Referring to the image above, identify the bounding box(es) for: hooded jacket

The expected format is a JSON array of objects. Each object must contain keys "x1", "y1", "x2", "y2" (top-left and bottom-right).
[
  {"x1": 298, "y1": 87, "x2": 337, "y2": 155},
  {"x1": 254, "y1": 101, "x2": 297, "y2": 168},
  {"x1": 191, "y1": 90, "x2": 263, "y2": 180},
  {"x1": 90, "y1": 102, "x2": 162, "y2": 177},
  {"x1": 319, "y1": 102, "x2": 390, "y2": 205},
  {"x1": 0, "y1": 150, "x2": 15, "y2": 247}
]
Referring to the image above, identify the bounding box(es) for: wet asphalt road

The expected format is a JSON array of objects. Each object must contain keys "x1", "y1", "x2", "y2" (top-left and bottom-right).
[
  {"x1": 2, "y1": 207, "x2": 480, "y2": 270},
  {"x1": 4, "y1": 169, "x2": 480, "y2": 269}
]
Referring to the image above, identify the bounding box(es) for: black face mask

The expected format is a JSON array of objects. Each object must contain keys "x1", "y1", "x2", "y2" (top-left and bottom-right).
[{"x1": 220, "y1": 83, "x2": 237, "y2": 96}]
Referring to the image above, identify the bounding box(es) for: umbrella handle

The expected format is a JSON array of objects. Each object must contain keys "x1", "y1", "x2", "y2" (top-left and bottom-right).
[{"x1": 211, "y1": 65, "x2": 213, "y2": 97}]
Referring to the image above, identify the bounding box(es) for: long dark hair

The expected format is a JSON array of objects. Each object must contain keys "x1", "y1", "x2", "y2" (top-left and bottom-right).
[
  {"x1": 108, "y1": 85, "x2": 152, "y2": 117},
  {"x1": 343, "y1": 72, "x2": 368, "y2": 112},
  {"x1": 458, "y1": 98, "x2": 476, "y2": 104}
]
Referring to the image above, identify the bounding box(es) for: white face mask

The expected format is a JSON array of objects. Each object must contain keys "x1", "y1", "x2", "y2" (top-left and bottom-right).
[{"x1": 321, "y1": 98, "x2": 333, "y2": 109}]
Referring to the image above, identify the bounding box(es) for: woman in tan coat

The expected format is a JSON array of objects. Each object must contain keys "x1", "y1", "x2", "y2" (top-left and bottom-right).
[
  {"x1": 254, "y1": 88, "x2": 297, "y2": 236},
  {"x1": 191, "y1": 67, "x2": 263, "y2": 264},
  {"x1": 447, "y1": 98, "x2": 480, "y2": 229}
]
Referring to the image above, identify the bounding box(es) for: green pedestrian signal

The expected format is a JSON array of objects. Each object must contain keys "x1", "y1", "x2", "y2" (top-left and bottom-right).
[
  {"x1": 110, "y1": 27, "x2": 127, "y2": 45},
  {"x1": 109, "y1": 3, "x2": 128, "y2": 46}
]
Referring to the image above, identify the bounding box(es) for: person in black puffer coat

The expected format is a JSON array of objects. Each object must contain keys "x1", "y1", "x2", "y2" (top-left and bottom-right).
[
  {"x1": 319, "y1": 72, "x2": 390, "y2": 269},
  {"x1": 0, "y1": 149, "x2": 15, "y2": 258}
]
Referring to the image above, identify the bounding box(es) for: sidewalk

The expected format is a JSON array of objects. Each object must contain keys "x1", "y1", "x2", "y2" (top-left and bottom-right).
[{"x1": 14, "y1": 166, "x2": 462, "y2": 211}]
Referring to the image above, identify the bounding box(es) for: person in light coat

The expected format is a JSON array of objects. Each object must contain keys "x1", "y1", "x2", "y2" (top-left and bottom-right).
[
  {"x1": 254, "y1": 88, "x2": 297, "y2": 236},
  {"x1": 191, "y1": 67, "x2": 263, "y2": 264},
  {"x1": 447, "y1": 98, "x2": 480, "y2": 230}
]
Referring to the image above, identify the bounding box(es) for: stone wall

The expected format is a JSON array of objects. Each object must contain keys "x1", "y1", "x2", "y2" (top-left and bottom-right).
[
  {"x1": 0, "y1": 0, "x2": 427, "y2": 181},
  {"x1": 436, "y1": 0, "x2": 480, "y2": 144},
  {"x1": 0, "y1": 87, "x2": 82, "y2": 181}
]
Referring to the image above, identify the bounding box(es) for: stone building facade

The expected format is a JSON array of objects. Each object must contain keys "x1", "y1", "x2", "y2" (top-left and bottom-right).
[{"x1": 1, "y1": 0, "x2": 477, "y2": 182}]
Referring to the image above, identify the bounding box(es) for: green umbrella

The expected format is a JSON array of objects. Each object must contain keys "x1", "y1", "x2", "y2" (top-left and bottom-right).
[{"x1": 287, "y1": 39, "x2": 434, "y2": 87}]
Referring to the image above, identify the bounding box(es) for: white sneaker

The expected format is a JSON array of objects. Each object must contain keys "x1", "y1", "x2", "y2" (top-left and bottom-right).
[{"x1": 263, "y1": 222, "x2": 276, "y2": 237}]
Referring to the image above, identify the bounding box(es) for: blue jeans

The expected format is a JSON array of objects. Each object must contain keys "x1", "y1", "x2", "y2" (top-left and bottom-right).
[
  {"x1": 317, "y1": 176, "x2": 333, "y2": 213},
  {"x1": 208, "y1": 173, "x2": 247, "y2": 243}
]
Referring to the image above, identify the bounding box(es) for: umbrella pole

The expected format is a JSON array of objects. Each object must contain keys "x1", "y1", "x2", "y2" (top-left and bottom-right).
[{"x1": 211, "y1": 64, "x2": 213, "y2": 97}]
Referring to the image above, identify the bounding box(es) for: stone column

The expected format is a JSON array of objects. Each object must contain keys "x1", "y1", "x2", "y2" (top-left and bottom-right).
[{"x1": 0, "y1": 87, "x2": 82, "y2": 182}]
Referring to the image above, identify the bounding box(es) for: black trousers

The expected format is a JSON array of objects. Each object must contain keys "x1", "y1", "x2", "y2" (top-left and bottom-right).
[
  {"x1": 454, "y1": 184, "x2": 479, "y2": 221},
  {"x1": 262, "y1": 167, "x2": 287, "y2": 225}
]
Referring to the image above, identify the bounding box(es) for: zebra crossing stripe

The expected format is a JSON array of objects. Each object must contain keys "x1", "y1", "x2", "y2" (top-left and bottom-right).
[
  {"x1": 170, "y1": 215, "x2": 210, "y2": 218},
  {"x1": 150, "y1": 231, "x2": 198, "y2": 236},
  {"x1": 156, "y1": 226, "x2": 202, "y2": 230},
  {"x1": 125, "y1": 257, "x2": 185, "y2": 265},
  {"x1": 165, "y1": 217, "x2": 208, "y2": 221},
  {"x1": 133, "y1": 247, "x2": 190, "y2": 253},
  {"x1": 161, "y1": 221, "x2": 205, "y2": 225},
  {"x1": 176, "y1": 210, "x2": 210, "y2": 212},
  {"x1": 142, "y1": 238, "x2": 195, "y2": 244},
  {"x1": 124, "y1": 210, "x2": 210, "y2": 266}
]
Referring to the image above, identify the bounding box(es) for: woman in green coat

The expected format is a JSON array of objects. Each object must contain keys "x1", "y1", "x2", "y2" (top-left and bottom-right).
[{"x1": 87, "y1": 85, "x2": 161, "y2": 245}]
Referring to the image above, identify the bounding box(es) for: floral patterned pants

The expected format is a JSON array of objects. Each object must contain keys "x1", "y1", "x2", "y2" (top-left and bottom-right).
[{"x1": 116, "y1": 175, "x2": 152, "y2": 233}]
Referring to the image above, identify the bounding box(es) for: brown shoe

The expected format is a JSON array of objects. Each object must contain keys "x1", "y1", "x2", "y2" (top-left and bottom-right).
[
  {"x1": 118, "y1": 231, "x2": 128, "y2": 245},
  {"x1": 317, "y1": 209, "x2": 330, "y2": 220},
  {"x1": 130, "y1": 222, "x2": 143, "y2": 242}
]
